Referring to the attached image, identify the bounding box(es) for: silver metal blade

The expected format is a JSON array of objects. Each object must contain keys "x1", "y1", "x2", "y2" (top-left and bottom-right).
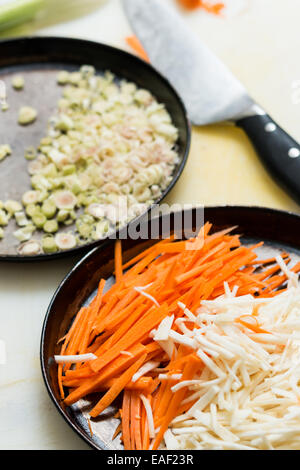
[{"x1": 123, "y1": 0, "x2": 254, "y2": 125}]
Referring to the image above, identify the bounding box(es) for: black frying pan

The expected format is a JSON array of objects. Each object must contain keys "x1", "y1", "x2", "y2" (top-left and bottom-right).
[
  {"x1": 41, "y1": 206, "x2": 300, "y2": 450},
  {"x1": 0, "y1": 36, "x2": 190, "y2": 261}
]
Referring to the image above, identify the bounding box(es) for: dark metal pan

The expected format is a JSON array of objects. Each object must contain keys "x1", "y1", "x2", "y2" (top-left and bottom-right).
[
  {"x1": 0, "y1": 36, "x2": 190, "y2": 261},
  {"x1": 41, "y1": 205, "x2": 300, "y2": 450}
]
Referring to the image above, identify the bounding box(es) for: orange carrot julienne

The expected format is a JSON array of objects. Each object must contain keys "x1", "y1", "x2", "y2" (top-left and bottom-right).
[
  {"x1": 78, "y1": 279, "x2": 106, "y2": 356},
  {"x1": 63, "y1": 376, "x2": 154, "y2": 392},
  {"x1": 142, "y1": 395, "x2": 150, "y2": 450},
  {"x1": 87, "y1": 418, "x2": 93, "y2": 436},
  {"x1": 122, "y1": 390, "x2": 131, "y2": 450},
  {"x1": 152, "y1": 356, "x2": 201, "y2": 450},
  {"x1": 249, "y1": 253, "x2": 289, "y2": 266},
  {"x1": 129, "y1": 392, "x2": 136, "y2": 450},
  {"x1": 132, "y1": 392, "x2": 142, "y2": 450},
  {"x1": 94, "y1": 377, "x2": 153, "y2": 393},
  {"x1": 235, "y1": 315, "x2": 270, "y2": 335},
  {"x1": 102, "y1": 293, "x2": 144, "y2": 332},
  {"x1": 64, "y1": 343, "x2": 146, "y2": 406},
  {"x1": 121, "y1": 237, "x2": 176, "y2": 271},
  {"x1": 178, "y1": 0, "x2": 224, "y2": 12},
  {"x1": 58, "y1": 364, "x2": 64, "y2": 399},
  {"x1": 115, "y1": 240, "x2": 123, "y2": 283},
  {"x1": 102, "y1": 304, "x2": 148, "y2": 350},
  {"x1": 112, "y1": 422, "x2": 122, "y2": 441},
  {"x1": 57, "y1": 221, "x2": 300, "y2": 449},
  {"x1": 89, "y1": 353, "x2": 147, "y2": 418},
  {"x1": 90, "y1": 304, "x2": 168, "y2": 373}
]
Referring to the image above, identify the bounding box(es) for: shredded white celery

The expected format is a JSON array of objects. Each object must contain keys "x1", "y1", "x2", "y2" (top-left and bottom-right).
[{"x1": 153, "y1": 285, "x2": 300, "y2": 450}]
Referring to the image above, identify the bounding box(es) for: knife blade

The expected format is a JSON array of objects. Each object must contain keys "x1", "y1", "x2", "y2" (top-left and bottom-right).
[
  {"x1": 123, "y1": 0, "x2": 255, "y2": 125},
  {"x1": 123, "y1": 0, "x2": 300, "y2": 204}
]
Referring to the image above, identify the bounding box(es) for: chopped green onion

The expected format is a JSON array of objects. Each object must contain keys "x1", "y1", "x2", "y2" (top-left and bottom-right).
[
  {"x1": 43, "y1": 219, "x2": 58, "y2": 233},
  {"x1": 0, "y1": 209, "x2": 9, "y2": 226},
  {"x1": 25, "y1": 203, "x2": 40, "y2": 218}
]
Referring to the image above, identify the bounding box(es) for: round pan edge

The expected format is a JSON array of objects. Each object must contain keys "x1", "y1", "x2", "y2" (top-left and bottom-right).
[{"x1": 0, "y1": 36, "x2": 191, "y2": 262}]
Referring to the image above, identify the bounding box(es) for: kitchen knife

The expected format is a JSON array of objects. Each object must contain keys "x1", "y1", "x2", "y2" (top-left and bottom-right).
[{"x1": 123, "y1": 0, "x2": 300, "y2": 204}]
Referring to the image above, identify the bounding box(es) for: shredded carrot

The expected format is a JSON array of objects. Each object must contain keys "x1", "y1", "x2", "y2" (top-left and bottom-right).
[
  {"x1": 177, "y1": 0, "x2": 201, "y2": 8},
  {"x1": 90, "y1": 304, "x2": 168, "y2": 373},
  {"x1": 64, "y1": 343, "x2": 146, "y2": 406},
  {"x1": 87, "y1": 418, "x2": 93, "y2": 437},
  {"x1": 125, "y1": 0, "x2": 224, "y2": 64},
  {"x1": 89, "y1": 354, "x2": 147, "y2": 418},
  {"x1": 142, "y1": 394, "x2": 151, "y2": 449},
  {"x1": 235, "y1": 315, "x2": 270, "y2": 335},
  {"x1": 125, "y1": 36, "x2": 150, "y2": 62},
  {"x1": 112, "y1": 422, "x2": 122, "y2": 440},
  {"x1": 132, "y1": 392, "x2": 142, "y2": 450},
  {"x1": 114, "y1": 240, "x2": 123, "y2": 283},
  {"x1": 152, "y1": 356, "x2": 201, "y2": 450},
  {"x1": 93, "y1": 376, "x2": 153, "y2": 393},
  {"x1": 177, "y1": 0, "x2": 224, "y2": 14},
  {"x1": 61, "y1": 376, "x2": 155, "y2": 393},
  {"x1": 122, "y1": 390, "x2": 131, "y2": 450}
]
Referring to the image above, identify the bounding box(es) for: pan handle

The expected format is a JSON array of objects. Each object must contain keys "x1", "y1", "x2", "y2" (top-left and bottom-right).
[{"x1": 236, "y1": 112, "x2": 300, "y2": 204}]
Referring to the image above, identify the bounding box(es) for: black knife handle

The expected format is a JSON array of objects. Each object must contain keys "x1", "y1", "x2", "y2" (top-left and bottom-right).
[{"x1": 236, "y1": 113, "x2": 300, "y2": 203}]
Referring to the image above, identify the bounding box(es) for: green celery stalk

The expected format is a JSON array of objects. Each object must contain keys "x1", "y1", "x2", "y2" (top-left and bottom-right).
[{"x1": 0, "y1": 0, "x2": 45, "y2": 32}]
